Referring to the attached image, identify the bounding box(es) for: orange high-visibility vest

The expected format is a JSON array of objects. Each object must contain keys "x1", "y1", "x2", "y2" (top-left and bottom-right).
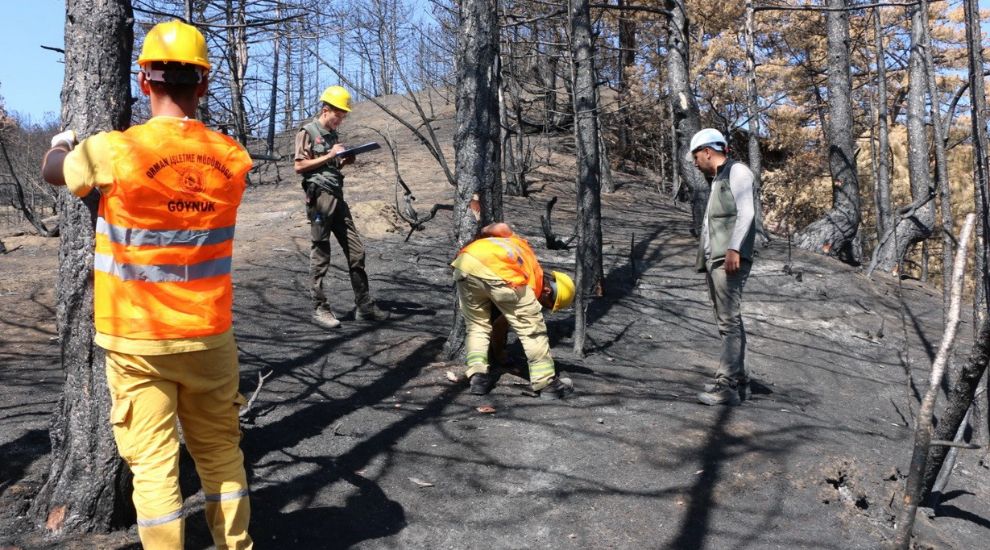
[
  {"x1": 459, "y1": 233, "x2": 544, "y2": 297},
  {"x1": 93, "y1": 118, "x2": 252, "y2": 340}
]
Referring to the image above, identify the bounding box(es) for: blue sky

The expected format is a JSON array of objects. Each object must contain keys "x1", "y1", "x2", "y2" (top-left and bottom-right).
[
  {"x1": 2, "y1": 0, "x2": 989, "y2": 124},
  {"x1": 0, "y1": 0, "x2": 65, "y2": 124}
]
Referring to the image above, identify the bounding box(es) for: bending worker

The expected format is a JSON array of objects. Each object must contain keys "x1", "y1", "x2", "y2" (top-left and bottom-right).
[
  {"x1": 41, "y1": 21, "x2": 253, "y2": 549},
  {"x1": 294, "y1": 86, "x2": 387, "y2": 329},
  {"x1": 452, "y1": 222, "x2": 576, "y2": 399}
]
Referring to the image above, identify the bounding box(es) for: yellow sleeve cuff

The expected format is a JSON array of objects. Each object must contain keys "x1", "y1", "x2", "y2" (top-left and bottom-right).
[{"x1": 63, "y1": 132, "x2": 114, "y2": 197}]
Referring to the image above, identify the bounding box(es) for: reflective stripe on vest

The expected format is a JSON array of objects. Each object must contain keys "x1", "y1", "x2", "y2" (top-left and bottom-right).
[
  {"x1": 486, "y1": 238, "x2": 526, "y2": 268},
  {"x1": 97, "y1": 217, "x2": 236, "y2": 247},
  {"x1": 93, "y1": 118, "x2": 251, "y2": 340},
  {"x1": 94, "y1": 252, "x2": 231, "y2": 282}
]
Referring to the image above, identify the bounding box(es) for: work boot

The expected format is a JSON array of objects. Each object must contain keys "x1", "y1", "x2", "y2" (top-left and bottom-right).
[
  {"x1": 469, "y1": 373, "x2": 494, "y2": 395},
  {"x1": 313, "y1": 308, "x2": 341, "y2": 329},
  {"x1": 697, "y1": 379, "x2": 742, "y2": 406},
  {"x1": 704, "y1": 377, "x2": 751, "y2": 402},
  {"x1": 538, "y1": 377, "x2": 574, "y2": 400},
  {"x1": 355, "y1": 303, "x2": 389, "y2": 321}
]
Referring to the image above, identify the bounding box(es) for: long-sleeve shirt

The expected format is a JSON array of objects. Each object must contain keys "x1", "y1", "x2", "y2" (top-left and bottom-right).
[{"x1": 702, "y1": 161, "x2": 755, "y2": 259}]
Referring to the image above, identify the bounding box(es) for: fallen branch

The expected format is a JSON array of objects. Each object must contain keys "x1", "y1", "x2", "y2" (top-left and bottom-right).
[
  {"x1": 404, "y1": 204, "x2": 453, "y2": 242},
  {"x1": 890, "y1": 213, "x2": 976, "y2": 549},
  {"x1": 928, "y1": 439, "x2": 980, "y2": 449},
  {"x1": 239, "y1": 370, "x2": 273, "y2": 418},
  {"x1": 540, "y1": 196, "x2": 576, "y2": 250}
]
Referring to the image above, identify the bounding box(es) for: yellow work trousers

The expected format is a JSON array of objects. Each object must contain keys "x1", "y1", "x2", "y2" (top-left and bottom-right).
[
  {"x1": 105, "y1": 337, "x2": 252, "y2": 550},
  {"x1": 454, "y1": 270, "x2": 556, "y2": 390}
]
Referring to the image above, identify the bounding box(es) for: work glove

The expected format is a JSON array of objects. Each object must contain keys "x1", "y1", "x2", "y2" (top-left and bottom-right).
[{"x1": 50, "y1": 129, "x2": 77, "y2": 151}]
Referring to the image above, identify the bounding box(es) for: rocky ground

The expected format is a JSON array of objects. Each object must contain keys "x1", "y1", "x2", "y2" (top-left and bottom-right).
[{"x1": 1, "y1": 94, "x2": 988, "y2": 549}]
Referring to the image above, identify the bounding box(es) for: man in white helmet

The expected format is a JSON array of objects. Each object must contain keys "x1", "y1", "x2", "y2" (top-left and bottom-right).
[{"x1": 688, "y1": 128, "x2": 757, "y2": 406}]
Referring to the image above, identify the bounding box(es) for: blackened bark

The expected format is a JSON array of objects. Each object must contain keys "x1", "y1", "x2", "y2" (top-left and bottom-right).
[
  {"x1": 266, "y1": 8, "x2": 282, "y2": 156},
  {"x1": 964, "y1": 0, "x2": 990, "y2": 327},
  {"x1": 570, "y1": 0, "x2": 604, "y2": 355},
  {"x1": 444, "y1": 0, "x2": 502, "y2": 359},
  {"x1": 922, "y1": 319, "x2": 990, "y2": 498},
  {"x1": 0, "y1": 139, "x2": 56, "y2": 236},
  {"x1": 598, "y1": 112, "x2": 614, "y2": 194},
  {"x1": 869, "y1": 3, "x2": 935, "y2": 274},
  {"x1": 225, "y1": 0, "x2": 249, "y2": 145},
  {"x1": 918, "y1": 0, "x2": 954, "y2": 315},
  {"x1": 30, "y1": 0, "x2": 134, "y2": 536},
  {"x1": 872, "y1": 8, "x2": 893, "y2": 240},
  {"x1": 794, "y1": 0, "x2": 861, "y2": 262},
  {"x1": 616, "y1": 0, "x2": 636, "y2": 167},
  {"x1": 500, "y1": 18, "x2": 526, "y2": 197},
  {"x1": 744, "y1": 0, "x2": 766, "y2": 242},
  {"x1": 664, "y1": 0, "x2": 707, "y2": 236}
]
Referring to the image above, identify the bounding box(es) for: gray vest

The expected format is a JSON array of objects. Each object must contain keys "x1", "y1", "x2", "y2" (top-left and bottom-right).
[
  {"x1": 300, "y1": 120, "x2": 344, "y2": 196},
  {"x1": 696, "y1": 159, "x2": 755, "y2": 272}
]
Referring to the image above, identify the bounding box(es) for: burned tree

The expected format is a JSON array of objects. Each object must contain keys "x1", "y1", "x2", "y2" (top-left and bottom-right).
[
  {"x1": 443, "y1": 0, "x2": 502, "y2": 359},
  {"x1": 569, "y1": 0, "x2": 604, "y2": 354},
  {"x1": 664, "y1": 0, "x2": 707, "y2": 235},
  {"x1": 867, "y1": 2, "x2": 936, "y2": 274},
  {"x1": 29, "y1": 0, "x2": 135, "y2": 536},
  {"x1": 793, "y1": 0, "x2": 861, "y2": 262}
]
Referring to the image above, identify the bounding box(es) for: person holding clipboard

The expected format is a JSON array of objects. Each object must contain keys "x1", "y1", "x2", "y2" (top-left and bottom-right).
[{"x1": 294, "y1": 85, "x2": 387, "y2": 328}]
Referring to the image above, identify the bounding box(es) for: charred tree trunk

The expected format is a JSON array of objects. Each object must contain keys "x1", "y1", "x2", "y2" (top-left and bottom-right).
[
  {"x1": 598, "y1": 110, "x2": 614, "y2": 194},
  {"x1": 794, "y1": 0, "x2": 861, "y2": 263},
  {"x1": 444, "y1": 0, "x2": 502, "y2": 359},
  {"x1": 500, "y1": 74, "x2": 524, "y2": 197},
  {"x1": 868, "y1": 3, "x2": 935, "y2": 274},
  {"x1": 544, "y1": 28, "x2": 561, "y2": 129},
  {"x1": 616, "y1": 0, "x2": 636, "y2": 168},
  {"x1": 919, "y1": 0, "x2": 954, "y2": 315},
  {"x1": 744, "y1": 0, "x2": 766, "y2": 242},
  {"x1": 29, "y1": 0, "x2": 135, "y2": 536},
  {"x1": 922, "y1": 318, "x2": 990, "y2": 499},
  {"x1": 964, "y1": 0, "x2": 990, "y2": 327},
  {"x1": 664, "y1": 0, "x2": 707, "y2": 236},
  {"x1": 225, "y1": 0, "x2": 249, "y2": 145},
  {"x1": 872, "y1": 7, "x2": 893, "y2": 240},
  {"x1": 284, "y1": 32, "x2": 294, "y2": 130},
  {"x1": 570, "y1": 0, "x2": 604, "y2": 355},
  {"x1": 500, "y1": 17, "x2": 525, "y2": 197},
  {"x1": 266, "y1": 8, "x2": 282, "y2": 157},
  {"x1": 891, "y1": 215, "x2": 975, "y2": 549},
  {"x1": 0, "y1": 139, "x2": 56, "y2": 236}
]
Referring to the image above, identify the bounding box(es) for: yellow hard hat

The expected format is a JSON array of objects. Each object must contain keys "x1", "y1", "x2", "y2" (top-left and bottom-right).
[
  {"x1": 320, "y1": 86, "x2": 352, "y2": 112},
  {"x1": 550, "y1": 271, "x2": 575, "y2": 312},
  {"x1": 138, "y1": 20, "x2": 211, "y2": 71}
]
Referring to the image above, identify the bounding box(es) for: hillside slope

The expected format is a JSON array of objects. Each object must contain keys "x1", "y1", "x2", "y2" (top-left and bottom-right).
[{"x1": 1, "y1": 93, "x2": 987, "y2": 549}]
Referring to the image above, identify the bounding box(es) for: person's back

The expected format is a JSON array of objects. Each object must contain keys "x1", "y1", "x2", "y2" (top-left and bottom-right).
[{"x1": 42, "y1": 20, "x2": 255, "y2": 549}]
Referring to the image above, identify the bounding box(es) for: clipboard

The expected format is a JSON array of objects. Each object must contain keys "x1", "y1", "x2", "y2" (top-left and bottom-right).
[{"x1": 337, "y1": 142, "x2": 381, "y2": 159}]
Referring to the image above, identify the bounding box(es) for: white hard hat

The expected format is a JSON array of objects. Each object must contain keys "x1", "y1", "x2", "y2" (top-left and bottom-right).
[{"x1": 687, "y1": 128, "x2": 727, "y2": 161}]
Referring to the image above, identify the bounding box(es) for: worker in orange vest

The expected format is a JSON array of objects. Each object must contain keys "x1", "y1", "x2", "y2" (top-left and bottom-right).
[
  {"x1": 452, "y1": 222, "x2": 576, "y2": 398},
  {"x1": 42, "y1": 20, "x2": 253, "y2": 549}
]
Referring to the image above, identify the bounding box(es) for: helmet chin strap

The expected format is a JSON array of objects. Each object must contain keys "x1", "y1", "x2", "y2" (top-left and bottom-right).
[{"x1": 545, "y1": 277, "x2": 558, "y2": 307}]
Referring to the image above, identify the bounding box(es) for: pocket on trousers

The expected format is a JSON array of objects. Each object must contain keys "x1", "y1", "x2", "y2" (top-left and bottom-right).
[
  {"x1": 109, "y1": 398, "x2": 133, "y2": 459},
  {"x1": 111, "y1": 397, "x2": 132, "y2": 426},
  {"x1": 488, "y1": 282, "x2": 520, "y2": 306},
  {"x1": 233, "y1": 393, "x2": 247, "y2": 440}
]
